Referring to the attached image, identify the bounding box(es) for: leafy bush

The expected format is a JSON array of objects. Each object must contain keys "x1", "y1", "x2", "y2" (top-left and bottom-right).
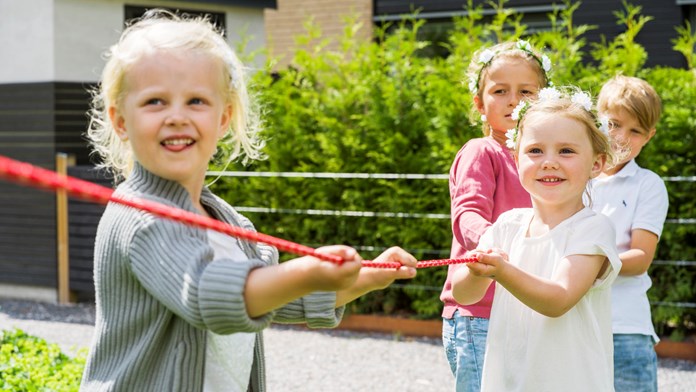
[
  {"x1": 0, "y1": 329, "x2": 86, "y2": 391},
  {"x1": 211, "y1": 1, "x2": 696, "y2": 336}
]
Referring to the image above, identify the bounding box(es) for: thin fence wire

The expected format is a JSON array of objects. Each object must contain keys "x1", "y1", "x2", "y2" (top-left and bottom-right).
[{"x1": 209, "y1": 170, "x2": 696, "y2": 310}]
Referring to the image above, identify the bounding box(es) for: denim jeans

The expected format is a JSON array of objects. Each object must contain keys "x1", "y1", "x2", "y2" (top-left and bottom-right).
[
  {"x1": 442, "y1": 312, "x2": 488, "y2": 392},
  {"x1": 613, "y1": 334, "x2": 657, "y2": 392}
]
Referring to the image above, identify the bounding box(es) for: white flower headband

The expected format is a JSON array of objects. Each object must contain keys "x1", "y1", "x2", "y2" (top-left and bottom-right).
[
  {"x1": 468, "y1": 40, "x2": 552, "y2": 95},
  {"x1": 229, "y1": 64, "x2": 242, "y2": 90},
  {"x1": 505, "y1": 87, "x2": 610, "y2": 150}
]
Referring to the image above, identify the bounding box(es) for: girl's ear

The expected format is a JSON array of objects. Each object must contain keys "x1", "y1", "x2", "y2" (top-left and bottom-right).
[
  {"x1": 218, "y1": 103, "x2": 233, "y2": 139},
  {"x1": 474, "y1": 94, "x2": 485, "y2": 115},
  {"x1": 108, "y1": 106, "x2": 128, "y2": 141},
  {"x1": 591, "y1": 153, "x2": 607, "y2": 179}
]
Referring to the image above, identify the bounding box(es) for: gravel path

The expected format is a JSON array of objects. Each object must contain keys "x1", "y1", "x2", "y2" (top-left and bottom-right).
[{"x1": 2, "y1": 298, "x2": 695, "y2": 391}]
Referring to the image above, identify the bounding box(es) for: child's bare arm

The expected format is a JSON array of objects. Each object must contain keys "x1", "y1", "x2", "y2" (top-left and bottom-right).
[
  {"x1": 474, "y1": 252, "x2": 607, "y2": 317},
  {"x1": 617, "y1": 229, "x2": 659, "y2": 276},
  {"x1": 243, "y1": 245, "x2": 362, "y2": 318}
]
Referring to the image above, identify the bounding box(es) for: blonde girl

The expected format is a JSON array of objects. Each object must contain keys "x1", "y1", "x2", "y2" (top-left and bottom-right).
[
  {"x1": 440, "y1": 40, "x2": 550, "y2": 392},
  {"x1": 453, "y1": 87, "x2": 622, "y2": 391},
  {"x1": 80, "y1": 10, "x2": 416, "y2": 392}
]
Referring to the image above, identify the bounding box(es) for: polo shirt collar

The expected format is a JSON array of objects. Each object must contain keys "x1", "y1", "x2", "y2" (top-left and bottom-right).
[{"x1": 612, "y1": 159, "x2": 639, "y2": 178}]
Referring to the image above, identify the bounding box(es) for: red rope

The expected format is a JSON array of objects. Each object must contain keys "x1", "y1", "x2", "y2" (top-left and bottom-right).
[{"x1": 0, "y1": 155, "x2": 477, "y2": 268}]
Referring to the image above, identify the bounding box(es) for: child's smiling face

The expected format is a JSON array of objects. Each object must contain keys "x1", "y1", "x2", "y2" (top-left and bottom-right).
[
  {"x1": 516, "y1": 114, "x2": 604, "y2": 212},
  {"x1": 109, "y1": 49, "x2": 232, "y2": 193}
]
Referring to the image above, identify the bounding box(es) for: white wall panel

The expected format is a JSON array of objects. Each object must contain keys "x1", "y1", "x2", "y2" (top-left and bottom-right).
[
  {"x1": 55, "y1": 0, "x2": 123, "y2": 82},
  {"x1": 1, "y1": 0, "x2": 268, "y2": 83},
  {"x1": 0, "y1": 0, "x2": 55, "y2": 83}
]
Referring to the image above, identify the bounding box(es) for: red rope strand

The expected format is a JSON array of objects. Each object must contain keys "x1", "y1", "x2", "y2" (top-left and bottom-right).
[{"x1": 0, "y1": 155, "x2": 477, "y2": 268}]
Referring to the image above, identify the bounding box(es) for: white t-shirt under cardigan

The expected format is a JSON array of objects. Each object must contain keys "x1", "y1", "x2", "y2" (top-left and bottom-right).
[
  {"x1": 479, "y1": 208, "x2": 621, "y2": 392},
  {"x1": 80, "y1": 163, "x2": 344, "y2": 392},
  {"x1": 591, "y1": 159, "x2": 669, "y2": 343},
  {"x1": 204, "y1": 229, "x2": 256, "y2": 392}
]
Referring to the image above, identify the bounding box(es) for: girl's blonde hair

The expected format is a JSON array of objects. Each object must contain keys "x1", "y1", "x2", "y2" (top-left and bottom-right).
[
  {"x1": 467, "y1": 41, "x2": 550, "y2": 136},
  {"x1": 512, "y1": 87, "x2": 622, "y2": 206},
  {"x1": 516, "y1": 87, "x2": 620, "y2": 169},
  {"x1": 87, "y1": 9, "x2": 265, "y2": 181}
]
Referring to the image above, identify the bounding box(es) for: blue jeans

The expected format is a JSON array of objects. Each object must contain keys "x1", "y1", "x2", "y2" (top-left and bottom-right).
[
  {"x1": 613, "y1": 334, "x2": 657, "y2": 392},
  {"x1": 442, "y1": 312, "x2": 488, "y2": 392}
]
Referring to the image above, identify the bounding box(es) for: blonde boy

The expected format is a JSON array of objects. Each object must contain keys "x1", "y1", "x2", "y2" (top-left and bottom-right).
[{"x1": 593, "y1": 75, "x2": 668, "y2": 392}]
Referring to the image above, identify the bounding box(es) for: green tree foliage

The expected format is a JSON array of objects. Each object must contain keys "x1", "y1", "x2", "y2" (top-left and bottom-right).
[
  {"x1": 590, "y1": 1, "x2": 652, "y2": 80},
  {"x1": 0, "y1": 329, "x2": 86, "y2": 391},
  {"x1": 211, "y1": 2, "x2": 696, "y2": 337},
  {"x1": 672, "y1": 20, "x2": 696, "y2": 70}
]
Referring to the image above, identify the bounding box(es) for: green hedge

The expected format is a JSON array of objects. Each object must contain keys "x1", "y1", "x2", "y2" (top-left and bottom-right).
[
  {"x1": 0, "y1": 329, "x2": 86, "y2": 391},
  {"x1": 211, "y1": 1, "x2": 695, "y2": 337}
]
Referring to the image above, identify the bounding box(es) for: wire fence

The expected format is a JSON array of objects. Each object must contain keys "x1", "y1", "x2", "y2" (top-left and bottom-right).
[{"x1": 208, "y1": 170, "x2": 696, "y2": 310}]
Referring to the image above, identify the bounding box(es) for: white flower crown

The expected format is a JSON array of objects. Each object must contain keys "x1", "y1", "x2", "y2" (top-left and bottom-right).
[
  {"x1": 468, "y1": 40, "x2": 552, "y2": 95},
  {"x1": 230, "y1": 65, "x2": 242, "y2": 90},
  {"x1": 505, "y1": 86, "x2": 610, "y2": 149}
]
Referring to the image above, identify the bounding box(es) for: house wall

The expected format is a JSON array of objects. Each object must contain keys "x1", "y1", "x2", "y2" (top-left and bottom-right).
[
  {"x1": 0, "y1": 0, "x2": 55, "y2": 83},
  {"x1": 0, "y1": 0, "x2": 268, "y2": 84},
  {"x1": 0, "y1": 82, "x2": 57, "y2": 290},
  {"x1": 373, "y1": 0, "x2": 689, "y2": 68},
  {"x1": 0, "y1": 0, "x2": 272, "y2": 300},
  {"x1": 264, "y1": 0, "x2": 373, "y2": 69},
  {"x1": 573, "y1": 0, "x2": 686, "y2": 68}
]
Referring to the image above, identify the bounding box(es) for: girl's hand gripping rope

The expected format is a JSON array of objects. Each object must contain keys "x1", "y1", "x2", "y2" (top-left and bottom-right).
[
  {"x1": 299, "y1": 245, "x2": 363, "y2": 292},
  {"x1": 335, "y1": 246, "x2": 417, "y2": 307},
  {"x1": 467, "y1": 248, "x2": 510, "y2": 279}
]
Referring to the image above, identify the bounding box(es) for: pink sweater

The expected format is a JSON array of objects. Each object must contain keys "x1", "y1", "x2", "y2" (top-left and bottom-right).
[{"x1": 440, "y1": 137, "x2": 531, "y2": 319}]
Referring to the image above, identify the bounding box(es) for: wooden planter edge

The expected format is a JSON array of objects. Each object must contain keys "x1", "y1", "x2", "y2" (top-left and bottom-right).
[
  {"x1": 336, "y1": 314, "x2": 696, "y2": 362},
  {"x1": 336, "y1": 314, "x2": 442, "y2": 339}
]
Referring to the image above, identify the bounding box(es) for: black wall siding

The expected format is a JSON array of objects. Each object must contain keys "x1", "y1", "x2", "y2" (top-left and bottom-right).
[
  {"x1": 0, "y1": 81, "x2": 94, "y2": 291},
  {"x1": 0, "y1": 82, "x2": 57, "y2": 288},
  {"x1": 67, "y1": 165, "x2": 112, "y2": 295},
  {"x1": 574, "y1": 0, "x2": 686, "y2": 68},
  {"x1": 374, "y1": 0, "x2": 688, "y2": 68},
  {"x1": 55, "y1": 82, "x2": 95, "y2": 165},
  {"x1": 375, "y1": 0, "x2": 551, "y2": 14}
]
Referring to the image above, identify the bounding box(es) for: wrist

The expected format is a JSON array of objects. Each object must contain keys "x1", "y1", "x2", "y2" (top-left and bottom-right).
[
  {"x1": 494, "y1": 261, "x2": 513, "y2": 284},
  {"x1": 286, "y1": 256, "x2": 325, "y2": 292}
]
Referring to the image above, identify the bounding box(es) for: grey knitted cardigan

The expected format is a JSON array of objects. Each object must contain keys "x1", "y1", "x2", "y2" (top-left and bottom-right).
[{"x1": 80, "y1": 164, "x2": 343, "y2": 392}]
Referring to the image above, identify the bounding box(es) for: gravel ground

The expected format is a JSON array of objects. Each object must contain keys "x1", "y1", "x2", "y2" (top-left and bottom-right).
[{"x1": 1, "y1": 298, "x2": 695, "y2": 391}]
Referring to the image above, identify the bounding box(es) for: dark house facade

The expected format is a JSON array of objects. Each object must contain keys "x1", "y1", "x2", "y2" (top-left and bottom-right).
[{"x1": 374, "y1": 0, "x2": 696, "y2": 68}]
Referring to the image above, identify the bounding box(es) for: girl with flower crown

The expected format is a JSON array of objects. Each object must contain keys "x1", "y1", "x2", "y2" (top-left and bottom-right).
[
  {"x1": 440, "y1": 40, "x2": 550, "y2": 392},
  {"x1": 452, "y1": 87, "x2": 622, "y2": 391}
]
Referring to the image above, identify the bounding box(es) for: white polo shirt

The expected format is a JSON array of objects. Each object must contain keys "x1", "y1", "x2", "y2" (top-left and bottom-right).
[{"x1": 591, "y1": 159, "x2": 669, "y2": 342}]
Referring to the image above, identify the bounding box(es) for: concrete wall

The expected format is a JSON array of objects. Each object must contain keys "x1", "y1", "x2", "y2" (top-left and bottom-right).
[
  {"x1": 0, "y1": 0, "x2": 270, "y2": 84},
  {"x1": 0, "y1": 0, "x2": 55, "y2": 83}
]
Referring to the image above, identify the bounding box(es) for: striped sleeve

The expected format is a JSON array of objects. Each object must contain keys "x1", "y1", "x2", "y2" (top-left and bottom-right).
[{"x1": 128, "y1": 215, "x2": 272, "y2": 334}]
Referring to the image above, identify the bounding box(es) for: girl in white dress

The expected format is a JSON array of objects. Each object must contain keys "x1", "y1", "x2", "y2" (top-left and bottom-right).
[{"x1": 452, "y1": 86, "x2": 623, "y2": 392}]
